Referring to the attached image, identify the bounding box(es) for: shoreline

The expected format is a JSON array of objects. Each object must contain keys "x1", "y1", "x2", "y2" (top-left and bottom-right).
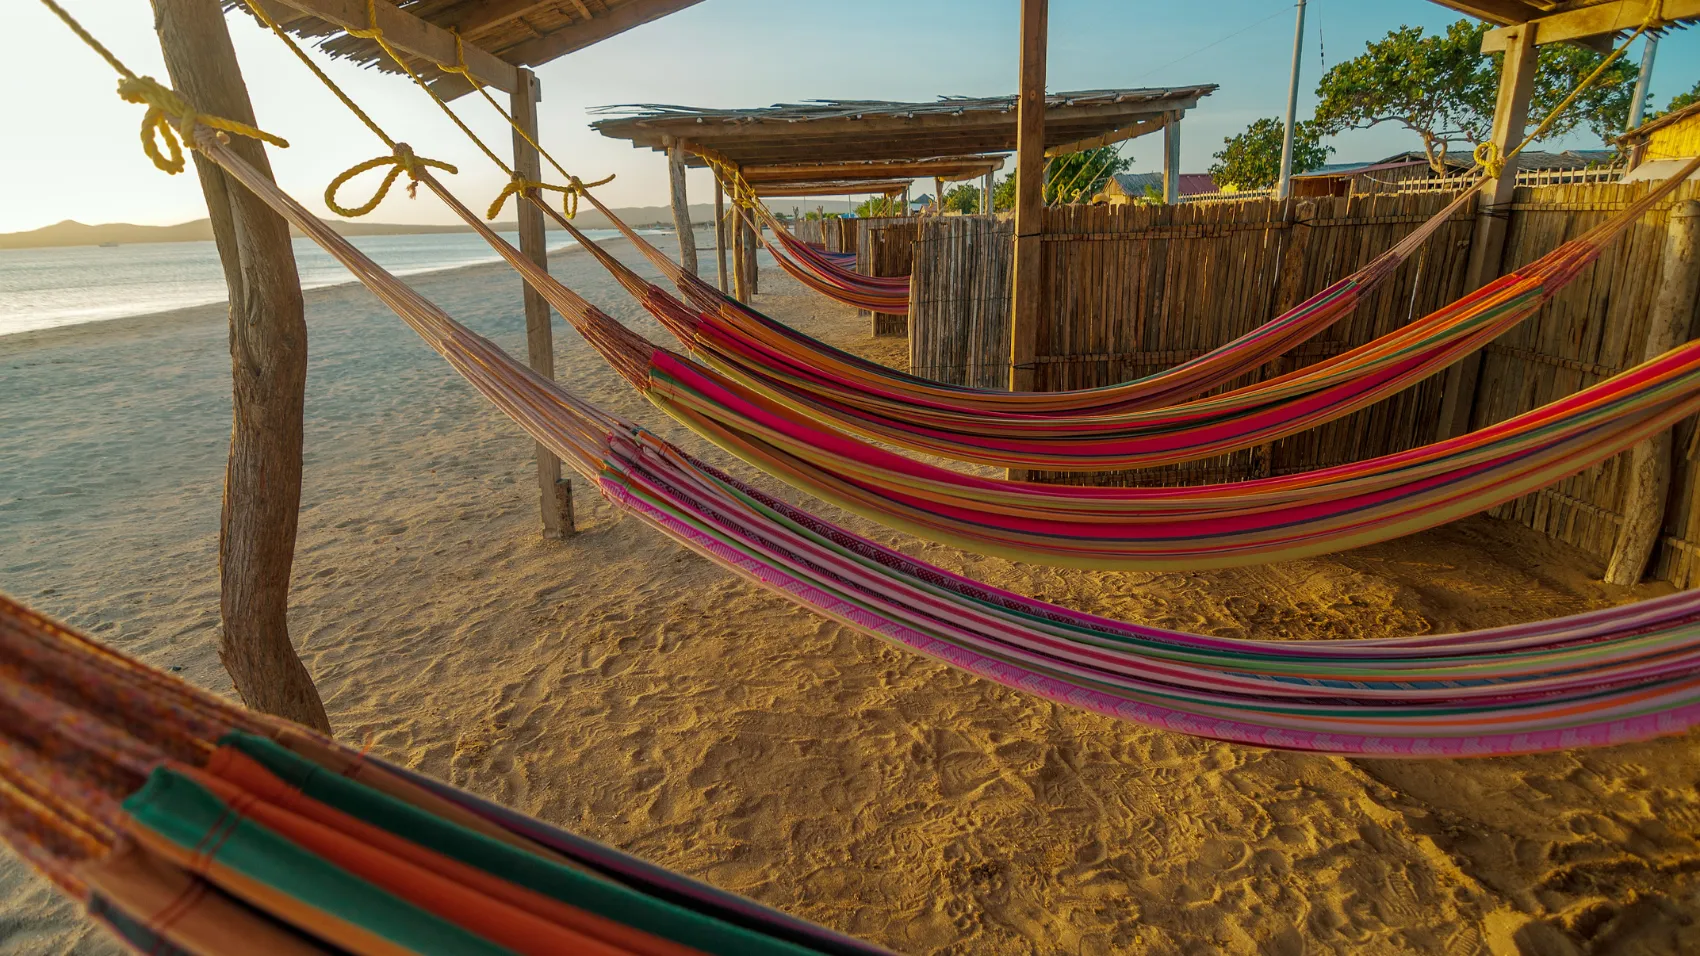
[{"x1": 0, "y1": 235, "x2": 616, "y2": 354}]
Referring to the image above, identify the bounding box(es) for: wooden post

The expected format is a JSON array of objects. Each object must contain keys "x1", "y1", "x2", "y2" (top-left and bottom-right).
[
  {"x1": 511, "y1": 68, "x2": 573, "y2": 540},
  {"x1": 982, "y1": 171, "x2": 993, "y2": 214},
  {"x1": 1605, "y1": 200, "x2": 1700, "y2": 585},
  {"x1": 936, "y1": 176, "x2": 947, "y2": 214},
  {"x1": 666, "y1": 137, "x2": 698, "y2": 275},
  {"x1": 1437, "y1": 22, "x2": 1539, "y2": 439},
  {"x1": 732, "y1": 205, "x2": 750, "y2": 303},
  {"x1": 1163, "y1": 112, "x2": 1181, "y2": 204},
  {"x1": 1008, "y1": 0, "x2": 1048, "y2": 394},
  {"x1": 151, "y1": 0, "x2": 329, "y2": 733},
  {"x1": 742, "y1": 213, "x2": 759, "y2": 296},
  {"x1": 714, "y1": 181, "x2": 729, "y2": 293}
]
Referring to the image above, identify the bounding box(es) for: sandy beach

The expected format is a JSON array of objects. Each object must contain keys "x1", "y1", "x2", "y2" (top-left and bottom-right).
[{"x1": 4, "y1": 233, "x2": 1700, "y2": 955}]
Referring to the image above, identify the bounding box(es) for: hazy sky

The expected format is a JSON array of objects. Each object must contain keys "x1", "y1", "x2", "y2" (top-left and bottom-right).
[{"x1": 9, "y1": 0, "x2": 1697, "y2": 232}]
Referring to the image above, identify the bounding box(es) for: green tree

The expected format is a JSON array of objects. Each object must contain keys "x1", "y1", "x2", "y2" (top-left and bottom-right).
[
  {"x1": 1045, "y1": 147, "x2": 1134, "y2": 204},
  {"x1": 1208, "y1": 117, "x2": 1334, "y2": 190},
  {"x1": 1313, "y1": 19, "x2": 1637, "y2": 173},
  {"x1": 1652, "y1": 79, "x2": 1700, "y2": 120},
  {"x1": 992, "y1": 175, "x2": 1016, "y2": 212},
  {"x1": 942, "y1": 184, "x2": 983, "y2": 214},
  {"x1": 854, "y1": 196, "x2": 904, "y2": 217}
]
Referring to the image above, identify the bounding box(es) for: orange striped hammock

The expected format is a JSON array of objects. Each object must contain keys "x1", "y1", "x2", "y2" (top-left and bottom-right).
[
  {"x1": 566, "y1": 170, "x2": 1695, "y2": 474},
  {"x1": 758, "y1": 216, "x2": 911, "y2": 314}
]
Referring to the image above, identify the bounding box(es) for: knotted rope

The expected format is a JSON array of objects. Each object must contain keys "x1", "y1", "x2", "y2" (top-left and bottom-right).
[
  {"x1": 325, "y1": 144, "x2": 459, "y2": 217},
  {"x1": 39, "y1": 0, "x2": 287, "y2": 175}
]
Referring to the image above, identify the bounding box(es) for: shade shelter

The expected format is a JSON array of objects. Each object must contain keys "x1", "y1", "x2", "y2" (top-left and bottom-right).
[
  {"x1": 593, "y1": 86, "x2": 1213, "y2": 331},
  {"x1": 128, "y1": 0, "x2": 704, "y2": 729}
]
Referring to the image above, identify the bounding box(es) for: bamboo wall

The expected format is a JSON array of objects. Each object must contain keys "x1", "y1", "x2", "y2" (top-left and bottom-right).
[
  {"x1": 858, "y1": 218, "x2": 919, "y2": 337},
  {"x1": 906, "y1": 182, "x2": 1700, "y2": 583},
  {"x1": 909, "y1": 216, "x2": 1015, "y2": 388},
  {"x1": 791, "y1": 219, "x2": 825, "y2": 245},
  {"x1": 1476, "y1": 181, "x2": 1700, "y2": 585}
]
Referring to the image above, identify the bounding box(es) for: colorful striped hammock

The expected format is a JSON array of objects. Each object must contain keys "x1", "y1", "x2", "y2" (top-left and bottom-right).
[
  {"x1": 394, "y1": 165, "x2": 1700, "y2": 570},
  {"x1": 182, "y1": 132, "x2": 1700, "y2": 756},
  {"x1": 759, "y1": 218, "x2": 911, "y2": 314},
  {"x1": 577, "y1": 170, "x2": 1694, "y2": 474},
  {"x1": 0, "y1": 596, "x2": 889, "y2": 956}
]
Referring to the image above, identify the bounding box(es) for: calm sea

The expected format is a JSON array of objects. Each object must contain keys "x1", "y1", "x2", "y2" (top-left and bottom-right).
[{"x1": 0, "y1": 229, "x2": 628, "y2": 338}]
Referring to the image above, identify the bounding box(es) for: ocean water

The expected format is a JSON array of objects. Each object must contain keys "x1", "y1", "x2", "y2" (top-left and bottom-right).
[{"x1": 0, "y1": 229, "x2": 629, "y2": 337}]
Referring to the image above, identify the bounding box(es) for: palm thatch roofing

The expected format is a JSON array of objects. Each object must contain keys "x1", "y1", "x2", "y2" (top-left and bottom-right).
[
  {"x1": 590, "y1": 87, "x2": 1216, "y2": 167},
  {"x1": 239, "y1": 0, "x2": 703, "y2": 97}
]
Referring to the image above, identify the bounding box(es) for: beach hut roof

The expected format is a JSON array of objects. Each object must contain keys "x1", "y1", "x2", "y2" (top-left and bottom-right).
[
  {"x1": 590, "y1": 87, "x2": 1217, "y2": 167},
  {"x1": 233, "y1": 0, "x2": 704, "y2": 98}
]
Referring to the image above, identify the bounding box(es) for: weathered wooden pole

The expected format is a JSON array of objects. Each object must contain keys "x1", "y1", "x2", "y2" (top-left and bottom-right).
[
  {"x1": 511, "y1": 67, "x2": 573, "y2": 540},
  {"x1": 982, "y1": 171, "x2": 993, "y2": 214},
  {"x1": 742, "y1": 212, "x2": 760, "y2": 296},
  {"x1": 1008, "y1": 0, "x2": 1048, "y2": 394},
  {"x1": 732, "y1": 204, "x2": 750, "y2": 303},
  {"x1": 1605, "y1": 200, "x2": 1700, "y2": 585},
  {"x1": 151, "y1": 0, "x2": 329, "y2": 733},
  {"x1": 666, "y1": 137, "x2": 698, "y2": 275},
  {"x1": 1437, "y1": 22, "x2": 1539, "y2": 440},
  {"x1": 1163, "y1": 111, "x2": 1181, "y2": 204},
  {"x1": 714, "y1": 181, "x2": 729, "y2": 293}
]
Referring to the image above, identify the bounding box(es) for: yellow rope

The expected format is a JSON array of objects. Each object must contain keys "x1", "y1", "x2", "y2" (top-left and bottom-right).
[
  {"x1": 234, "y1": 0, "x2": 458, "y2": 217},
  {"x1": 38, "y1": 0, "x2": 288, "y2": 175},
  {"x1": 1475, "y1": 1, "x2": 1663, "y2": 179},
  {"x1": 317, "y1": 0, "x2": 612, "y2": 219}
]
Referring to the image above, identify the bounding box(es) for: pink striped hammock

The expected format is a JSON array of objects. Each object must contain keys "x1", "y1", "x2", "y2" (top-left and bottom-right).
[{"x1": 198, "y1": 131, "x2": 1700, "y2": 756}]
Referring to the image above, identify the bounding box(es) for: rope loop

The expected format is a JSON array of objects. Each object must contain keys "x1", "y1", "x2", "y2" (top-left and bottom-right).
[
  {"x1": 487, "y1": 171, "x2": 617, "y2": 221},
  {"x1": 1472, "y1": 142, "x2": 1506, "y2": 181},
  {"x1": 115, "y1": 75, "x2": 288, "y2": 175},
  {"x1": 325, "y1": 143, "x2": 458, "y2": 218}
]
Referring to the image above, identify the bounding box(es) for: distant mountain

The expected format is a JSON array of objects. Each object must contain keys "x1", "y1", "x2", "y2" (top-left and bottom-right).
[{"x1": 0, "y1": 204, "x2": 722, "y2": 251}]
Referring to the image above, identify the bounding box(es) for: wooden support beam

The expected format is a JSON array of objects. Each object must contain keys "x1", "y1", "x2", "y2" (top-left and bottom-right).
[
  {"x1": 438, "y1": 0, "x2": 556, "y2": 36},
  {"x1": 1438, "y1": 22, "x2": 1539, "y2": 439},
  {"x1": 501, "y1": 0, "x2": 707, "y2": 66},
  {"x1": 1009, "y1": 0, "x2": 1048, "y2": 396},
  {"x1": 982, "y1": 171, "x2": 993, "y2": 214},
  {"x1": 511, "y1": 68, "x2": 573, "y2": 540},
  {"x1": 666, "y1": 138, "x2": 698, "y2": 275},
  {"x1": 742, "y1": 158, "x2": 1005, "y2": 184},
  {"x1": 714, "y1": 181, "x2": 729, "y2": 294},
  {"x1": 742, "y1": 214, "x2": 759, "y2": 296},
  {"x1": 1044, "y1": 118, "x2": 1163, "y2": 158},
  {"x1": 1482, "y1": 1, "x2": 1700, "y2": 51},
  {"x1": 1606, "y1": 200, "x2": 1700, "y2": 585},
  {"x1": 1163, "y1": 112, "x2": 1181, "y2": 204},
  {"x1": 262, "y1": 0, "x2": 519, "y2": 93},
  {"x1": 732, "y1": 202, "x2": 750, "y2": 303},
  {"x1": 152, "y1": 0, "x2": 330, "y2": 733},
  {"x1": 753, "y1": 180, "x2": 914, "y2": 197}
]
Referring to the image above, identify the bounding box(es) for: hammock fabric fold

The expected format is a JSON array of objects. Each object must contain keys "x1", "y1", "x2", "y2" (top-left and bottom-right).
[
  {"x1": 409, "y1": 162, "x2": 1700, "y2": 570},
  {"x1": 760, "y1": 219, "x2": 911, "y2": 314},
  {"x1": 581, "y1": 176, "x2": 1696, "y2": 475},
  {"x1": 0, "y1": 595, "x2": 888, "y2": 956},
  {"x1": 152, "y1": 131, "x2": 1700, "y2": 757}
]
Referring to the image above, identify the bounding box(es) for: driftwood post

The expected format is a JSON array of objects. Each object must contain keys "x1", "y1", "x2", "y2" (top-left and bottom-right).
[
  {"x1": 511, "y1": 68, "x2": 574, "y2": 540},
  {"x1": 741, "y1": 212, "x2": 760, "y2": 297},
  {"x1": 666, "y1": 137, "x2": 698, "y2": 275},
  {"x1": 152, "y1": 0, "x2": 330, "y2": 732},
  {"x1": 732, "y1": 204, "x2": 750, "y2": 302},
  {"x1": 714, "y1": 181, "x2": 729, "y2": 293},
  {"x1": 1437, "y1": 22, "x2": 1538, "y2": 439},
  {"x1": 1606, "y1": 200, "x2": 1700, "y2": 585}
]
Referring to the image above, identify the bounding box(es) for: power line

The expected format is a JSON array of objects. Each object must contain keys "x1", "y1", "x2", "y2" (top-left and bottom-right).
[{"x1": 1136, "y1": 4, "x2": 1296, "y2": 82}]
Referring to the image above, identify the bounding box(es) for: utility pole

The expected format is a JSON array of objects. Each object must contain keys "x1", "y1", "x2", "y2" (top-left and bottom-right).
[
  {"x1": 1276, "y1": 0, "x2": 1308, "y2": 201},
  {"x1": 1627, "y1": 34, "x2": 1659, "y2": 131}
]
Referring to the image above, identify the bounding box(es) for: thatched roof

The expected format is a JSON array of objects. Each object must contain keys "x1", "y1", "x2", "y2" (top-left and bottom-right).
[
  {"x1": 243, "y1": 0, "x2": 703, "y2": 96},
  {"x1": 590, "y1": 87, "x2": 1215, "y2": 167}
]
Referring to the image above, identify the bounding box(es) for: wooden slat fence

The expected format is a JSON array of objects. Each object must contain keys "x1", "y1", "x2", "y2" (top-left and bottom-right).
[
  {"x1": 906, "y1": 181, "x2": 1700, "y2": 584},
  {"x1": 858, "y1": 218, "x2": 919, "y2": 337},
  {"x1": 1475, "y1": 181, "x2": 1700, "y2": 585}
]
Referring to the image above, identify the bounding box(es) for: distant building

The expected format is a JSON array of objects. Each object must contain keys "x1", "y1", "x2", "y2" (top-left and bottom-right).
[
  {"x1": 1289, "y1": 149, "x2": 1618, "y2": 197},
  {"x1": 1618, "y1": 102, "x2": 1700, "y2": 184},
  {"x1": 1094, "y1": 172, "x2": 1220, "y2": 204},
  {"x1": 909, "y1": 193, "x2": 934, "y2": 213}
]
